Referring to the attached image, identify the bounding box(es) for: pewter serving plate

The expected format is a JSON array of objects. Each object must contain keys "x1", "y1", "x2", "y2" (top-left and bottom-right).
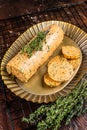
[{"x1": 1, "y1": 21, "x2": 87, "y2": 103}]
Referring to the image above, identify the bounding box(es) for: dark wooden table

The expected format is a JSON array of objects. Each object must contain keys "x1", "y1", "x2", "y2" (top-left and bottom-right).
[
  {"x1": 0, "y1": 0, "x2": 86, "y2": 20},
  {"x1": 0, "y1": 0, "x2": 87, "y2": 130}
]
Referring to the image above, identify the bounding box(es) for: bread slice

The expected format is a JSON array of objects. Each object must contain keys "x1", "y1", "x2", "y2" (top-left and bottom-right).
[
  {"x1": 68, "y1": 58, "x2": 80, "y2": 70},
  {"x1": 62, "y1": 46, "x2": 80, "y2": 59},
  {"x1": 48, "y1": 56, "x2": 74, "y2": 82},
  {"x1": 44, "y1": 73, "x2": 61, "y2": 87}
]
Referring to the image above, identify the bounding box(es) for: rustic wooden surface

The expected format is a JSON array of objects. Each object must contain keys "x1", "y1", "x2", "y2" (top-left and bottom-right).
[
  {"x1": 0, "y1": 0, "x2": 87, "y2": 130},
  {"x1": 0, "y1": 0, "x2": 86, "y2": 19}
]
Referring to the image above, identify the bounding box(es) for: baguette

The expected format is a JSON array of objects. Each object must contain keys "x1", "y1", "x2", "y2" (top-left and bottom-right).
[{"x1": 6, "y1": 24, "x2": 64, "y2": 82}]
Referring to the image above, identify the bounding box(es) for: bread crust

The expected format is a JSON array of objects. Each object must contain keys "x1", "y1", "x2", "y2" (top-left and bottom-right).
[{"x1": 6, "y1": 24, "x2": 64, "y2": 82}]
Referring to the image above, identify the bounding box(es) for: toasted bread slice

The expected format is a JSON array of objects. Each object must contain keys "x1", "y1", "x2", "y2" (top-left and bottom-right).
[
  {"x1": 48, "y1": 56, "x2": 74, "y2": 82},
  {"x1": 68, "y1": 58, "x2": 80, "y2": 70},
  {"x1": 44, "y1": 73, "x2": 61, "y2": 87},
  {"x1": 62, "y1": 46, "x2": 80, "y2": 59}
]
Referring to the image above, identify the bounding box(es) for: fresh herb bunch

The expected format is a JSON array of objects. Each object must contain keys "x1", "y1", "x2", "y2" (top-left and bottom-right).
[
  {"x1": 22, "y1": 74, "x2": 87, "y2": 130},
  {"x1": 21, "y1": 31, "x2": 46, "y2": 57}
]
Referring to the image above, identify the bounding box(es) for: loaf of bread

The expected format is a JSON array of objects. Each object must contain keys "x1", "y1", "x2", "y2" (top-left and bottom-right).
[{"x1": 6, "y1": 24, "x2": 64, "y2": 82}]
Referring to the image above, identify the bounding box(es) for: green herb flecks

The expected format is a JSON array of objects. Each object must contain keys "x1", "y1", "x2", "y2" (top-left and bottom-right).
[
  {"x1": 22, "y1": 74, "x2": 87, "y2": 130},
  {"x1": 21, "y1": 31, "x2": 47, "y2": 57}
]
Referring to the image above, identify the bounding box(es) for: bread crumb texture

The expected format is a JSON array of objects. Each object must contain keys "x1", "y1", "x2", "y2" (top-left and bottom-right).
[{"x1": 48, "y1": 56, "x2": 74, "y2": 82}]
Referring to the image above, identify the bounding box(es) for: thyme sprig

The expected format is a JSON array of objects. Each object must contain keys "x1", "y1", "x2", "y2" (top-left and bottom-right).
[
  {"x1": 22, "y1": 74, "x2": 87, "y2": 130},
  {"x1": 21, "y1": 31, "x2": 47, "y2": 57}
]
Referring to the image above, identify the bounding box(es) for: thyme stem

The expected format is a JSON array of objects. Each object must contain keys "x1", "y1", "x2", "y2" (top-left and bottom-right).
[{"x1": 22, "y1": 74, "x2": 87, "y2": 130}]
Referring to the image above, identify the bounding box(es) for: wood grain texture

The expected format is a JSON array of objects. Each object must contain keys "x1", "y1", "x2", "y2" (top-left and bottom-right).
[{"x1": 0, "y1": 0, "x2": 86, "y2": 20}]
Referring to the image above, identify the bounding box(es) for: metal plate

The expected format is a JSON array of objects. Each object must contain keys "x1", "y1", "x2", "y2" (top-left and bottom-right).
[{"x1": 1, "y1": 21, "x2": 87, "y2": 103}]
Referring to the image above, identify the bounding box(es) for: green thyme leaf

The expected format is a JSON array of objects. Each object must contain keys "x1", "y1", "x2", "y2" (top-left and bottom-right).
[
  {"x1": 21, "y1": 31, "x2": 47, "y2": 57},
  {"x1": 22, "y1": 74, "x2": 87, "y2": 130}
]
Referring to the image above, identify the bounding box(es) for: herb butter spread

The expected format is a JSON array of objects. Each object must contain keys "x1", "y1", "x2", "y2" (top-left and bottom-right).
[
  {"x1": 6, "y1": 24, "x2": 64, "y2": 82},
  {"x1": 21, "y1": 31, "x2": 47, "y2": 57}
]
